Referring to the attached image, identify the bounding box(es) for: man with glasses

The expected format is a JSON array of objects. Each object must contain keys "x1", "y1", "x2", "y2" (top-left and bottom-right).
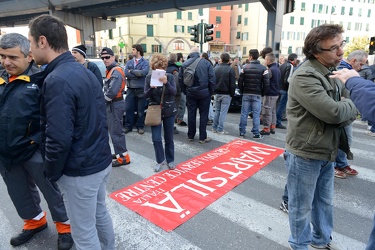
[
  {"x1": 285, "y1": 24, "x2": 357, "y2": 250},
  {"x1": 101, "y1": 47, "x2": 131, "y2": 167}
]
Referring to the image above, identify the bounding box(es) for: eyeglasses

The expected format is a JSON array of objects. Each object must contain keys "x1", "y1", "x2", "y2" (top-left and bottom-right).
[
  {"x1": 101, "y1": 56, "x2": 111, "y2": 60},
  {"x1": 320, "y1": 41, "x2": 346, "y2": 52}
]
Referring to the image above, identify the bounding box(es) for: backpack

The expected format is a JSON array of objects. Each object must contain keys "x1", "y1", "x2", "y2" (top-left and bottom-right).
[{"x1": 183, "y1": 58, "x2": 201, "y2": 87}]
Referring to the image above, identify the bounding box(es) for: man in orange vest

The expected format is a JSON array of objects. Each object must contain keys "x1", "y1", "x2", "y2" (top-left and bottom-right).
[{"x1": 101, "y1": 47, "x2": 131, "y2": 167}]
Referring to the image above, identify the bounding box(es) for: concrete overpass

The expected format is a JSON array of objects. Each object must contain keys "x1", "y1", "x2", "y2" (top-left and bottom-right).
[{"x1": 0, "y1": 0, "x2": 293, "y2": 55}]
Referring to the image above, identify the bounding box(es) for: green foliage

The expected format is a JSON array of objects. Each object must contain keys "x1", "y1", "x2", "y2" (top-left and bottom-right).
[{"x1": 344, "y1": 36, "x2": 369, "y2": 58}]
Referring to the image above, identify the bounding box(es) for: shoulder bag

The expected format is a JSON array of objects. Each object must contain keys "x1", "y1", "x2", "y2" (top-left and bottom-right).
[{"x1": 144, "y1": 85, "x2": 165, "y2": 126}]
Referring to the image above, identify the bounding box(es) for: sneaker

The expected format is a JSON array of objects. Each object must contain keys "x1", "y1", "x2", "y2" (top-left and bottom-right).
[
  {"x1": 154, "y1": 161, "x2": 166, "y2": 172},
  {"x1": 57, "y1": 233, "x2": 74, "y2": 250},
  {"x1": 124, "y1": 127, "x2": 132, "y2": 134},
  {"x1": 199, "y1": 137, "x2": 212, "y2": 144},
  {"x1": 188, "y1": 138, "x2": 194, "y2": 141},
  {"x1": 367, "y1": 125, "x2": 372, "y2": 131},
  {"x1": 341, "y1": 165, "x2": 358, "y2": 175},
  {"x1": 177, "y1": 120, "x2": 187, "y2": 126},
  {"x1": 310, "y1": 242, "x2": 339, "y2": 250},
  {"x1": 10, "y1": 223, "x2": 48, "y2": 246},
  {"x1": 212, "y1": 129, "x2": 218, "y2": 133},
  {"x1": 253, "y1": 134, "x2": 263, "y2": 139},
  {"x1": 239, "y1": 132, "x2": 245, "y2": 138},
  {"x1": 366, "y1": 131, "x2": 375, "y2": 137},
  {"x1": 279, "y1": 200, "x2": 288, "y2": 213},
  {"x1": 167, "y1": 162, "x2": 176, "y2": 170},
  {"x1": 276, "y1": 124, "x2": 286, "y2": 129},
  {"x1": 218, "y1": 130, "x2": 229, "y2": 135},
  {"x1": 270, "y1": 129, "x2": 276, "y2": 134},
  {"x1": 137, "y1": 129, "x2": 145, "y2": 134},
  {"x1": 260, "y1": 129, "x2": 270, "y2": 135},
  {"x1": 334, "y1": 168, "x2": 347, "y2": 179}
]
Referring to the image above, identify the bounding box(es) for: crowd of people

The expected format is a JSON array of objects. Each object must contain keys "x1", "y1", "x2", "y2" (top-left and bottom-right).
[{"x1": 0, "y1": 14, "x2": 375, "y2": 250}]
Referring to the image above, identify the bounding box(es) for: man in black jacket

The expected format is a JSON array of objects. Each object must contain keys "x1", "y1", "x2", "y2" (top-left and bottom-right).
[
  {"x1": 276, "y1": 53, "x2": 297, "y2": 129},
  {"x1": 213, "y1": 52, "x2": 236, "y2": 135},
  {"x1": 238, "y1": 49, "x2": 270, "y2": 139},
  {"x1": 0, "y1": 33, "x2": 73, "y2": 249}
]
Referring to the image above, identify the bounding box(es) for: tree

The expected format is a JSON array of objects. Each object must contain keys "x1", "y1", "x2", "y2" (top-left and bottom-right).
[{"x1": 344, "y1": 36, "x2": 370, "y2": 58}]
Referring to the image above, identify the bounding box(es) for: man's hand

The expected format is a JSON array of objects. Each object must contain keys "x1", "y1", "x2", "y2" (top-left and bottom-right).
[{"x1": 329, "y1": 69, "x2": 360, "y2": 84}]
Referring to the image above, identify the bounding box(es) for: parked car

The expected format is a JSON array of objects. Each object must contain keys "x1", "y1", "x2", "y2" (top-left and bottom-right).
[{"x1": 87, "y1": 58, "x2": 106, "y2": 80}]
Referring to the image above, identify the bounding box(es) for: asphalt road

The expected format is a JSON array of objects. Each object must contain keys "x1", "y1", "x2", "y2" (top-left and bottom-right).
[{"x1": 0, "y1": 111, "x2": 374, "y2": 250}]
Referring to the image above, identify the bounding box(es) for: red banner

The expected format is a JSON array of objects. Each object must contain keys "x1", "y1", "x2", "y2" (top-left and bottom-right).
[{"x1": 110, "y1": 139, "x2": 284, "y2": 231}]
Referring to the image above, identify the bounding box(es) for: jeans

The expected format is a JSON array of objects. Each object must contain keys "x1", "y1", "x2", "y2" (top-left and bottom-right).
[
  {"x1": 57, "y1": 165, "x2": 115, "y2": 250},
  {"x1": 187, "y1": 95, "x2": 211, "y2": 141},
  {"x1": 125, "y1": 88, "x2": 146, "y2": 130},
  {"x1": 208, "y1": 98, "x2": 214, "y2": 120},
  {"x1": 239, "y1": 95, "x2": 262, "y2": 136},
  {"x1": 213, "y1": 94, "x2": 232, "y2": 132},
  {"x1": 276, "y1": 90, "x2": 288, "y2": 126},
  {"x1": 287, "y1": 152, "x2": 334, "y2": 250},
  {"x1": 335, "y1": 124, "x2": 353, "y2": 169},
  {"x1": 282, "y1": 151, "x2": 290, "y2": 202},
  {"x1": 107, "y1": 101, "x2": 127, "y2": 154},
  {"x1": 151, "y1": 115, "x2": 175, "y2": 164},
  {"x1": 366, "y1": 214, "x2": 375, "y2": 250}
]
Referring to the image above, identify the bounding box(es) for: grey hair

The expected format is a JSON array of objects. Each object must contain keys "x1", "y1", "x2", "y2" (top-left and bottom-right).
[
  {"x1": 0, "y1": 33, "x2": 30, "y2": 58},
  {"x1": 347, "y1": 50, "x2": 368, "y2": 61}
]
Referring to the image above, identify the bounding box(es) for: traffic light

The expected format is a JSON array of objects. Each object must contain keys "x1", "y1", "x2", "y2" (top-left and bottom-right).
[
  {"x1": 370, "y1": 36, "x2": 375, "y2": 55},
  {"x1": 204, "y1": 24, "x2": 214, "y2": 43},
  {"x1": 189, "y1": 25, "x2": 199, "y2": 43}
]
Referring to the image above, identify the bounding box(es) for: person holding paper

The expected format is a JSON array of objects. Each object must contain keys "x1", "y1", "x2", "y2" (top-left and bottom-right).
[{"x1": 144, "y1": 54, "x2": 177, "y2": 172}]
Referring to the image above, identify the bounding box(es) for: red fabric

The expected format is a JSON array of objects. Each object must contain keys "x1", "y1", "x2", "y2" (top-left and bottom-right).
[{"x1": 110, "y1": 139, "x2": 284, "y2": 231}]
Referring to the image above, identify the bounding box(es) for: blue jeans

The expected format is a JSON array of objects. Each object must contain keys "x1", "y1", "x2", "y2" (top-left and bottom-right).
[
  {"x1": 287, "y1": 152, "x2": 334, "y2": 250},
  {"x1": 151, "y1": 115, "x2": 175, "y2": 164},
  {"x1": 366, "y1": 213, "x2": 375, "y2": 250},
  {"x1": 276, "y1": 90, "x2": 288, "y2": 126},
  {"x1": 282, "y1": 151, "x2": 290, "y2": 202},
  {"x1": 186, "y1": 95, "x2": 211, "y2": 141},
  {"x1": 57, "y1": 165, "x2": 115, "y2": 250},
  {"x1": 213, "y1": 94, "x2": 231, "y2": 132},
  {"x1": 176, "y1": 92, "x2": 186, "y2": 121},
  {"x1": 125, "y1": 88, "x2": 146, "y2": 130},
  {"x1": 335, "y1": 124, "x2": 353, "y2": 169},
  {"x1": 239, "y1": 95, "x2": 261, "y2": 136}
]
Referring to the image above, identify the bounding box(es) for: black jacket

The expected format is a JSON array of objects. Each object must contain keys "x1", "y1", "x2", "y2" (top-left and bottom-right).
[
  {"x1": 279, "y1": 61, "x2": 293, "y2": 91},
  {"x1": 36, "y1": 51, "x2": 111, "y2": 181},
  {"x1": 0, "y1": 62, "x2": 41, "y2": 170},
  {"x1": 213, "y1": 63, "x2": 236, "y2": 97},
  {"x1": 238, "y1": 60, "x2": 269, "y2": 96},
  {"x1": 266, "y1": 63, "x2": 281, "y2": 96},
  {"x1": 166, "y1": 61, "x2": 181, "y2": 96}
]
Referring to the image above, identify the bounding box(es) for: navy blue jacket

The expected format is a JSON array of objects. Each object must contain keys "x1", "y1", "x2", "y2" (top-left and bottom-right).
[
  {"x1": 125, "y1": 57, "x2": 150, "y2": 89},
  {"x1": 0, "y1": 62, "x2": 41, "y2": 170},
  {"x1": 36, "y1": 51, "x2": 111, "y2": 181},
  {"x1": 265, "y1": 62, "x2": 281, "y2": 96},
  {"x1": 178, "y1": 52, "x2": 216, "y2": 99}
]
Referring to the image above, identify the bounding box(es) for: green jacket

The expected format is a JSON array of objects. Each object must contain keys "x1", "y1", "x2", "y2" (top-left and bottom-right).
[{"x1": 285, "y1": 59, "x2": 357, "y2": 162}]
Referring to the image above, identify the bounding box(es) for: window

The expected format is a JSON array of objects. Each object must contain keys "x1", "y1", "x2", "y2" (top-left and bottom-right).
[
  {"x1": 288, "y1": 46, "x2": 293, "y2": 54},
  {"x1": 216, "y1": 31, "x2": 221, "y2": 38},
  {"x1": 242, "y1": 32, "x2": 248, "y2": 41},
  {"x1": 313, "y1": 4, "x2": 316, "y2": 13},
  {"x1": 244, "y1": 17, "x2": 248, "y2": 26},
  {"x1": 331, "y1": 6, "x2": 336, "y2": 14},
  {"x1": 341, "y1": 7, "x2": 345, "y2": 15},
  {"x1": 349, "y1": 7, "x2": 353, "y2": 15},
  {"x1": 141, "y1": 44, "x2": 147, "y2": 53},
  {"x1": 146, "y1": 14, "x2": 153, "y2": 18},
  {"x1": 217, "y1": 6, "x2": 221, "y2": 10},
  {"x1": 368, "y1": 9, "x2": 371, "y2": 17},
  {"x1": 355, "y1": 22, "x2": 362, "y2": 31},
  {"x1": 237, "y1": 15, "x2": 242, "y2": 24},
  {"x1": 188, "y1": 12, "x2": 192, "y2": 20},
  {"x1": 238, "y1": 4, "x2": 242, "y2": 8},
  {"x1": 245, "y1": 3, "x2": 249, "y2": 11},
  {"x1": 236, "y1": 32, "x2": 241, "y2": 39},
  {"x1": 109, "y1": 29, "x2": 113, "y2": 39},
  {"x1": 198, "y1": 8, "x2": 203, "y2": 16},
  {"x1": 119, "y1": 27, "x2": 122, "y2": 36},
  {"x1": 300, "y1": 17, "x2": 304, "y2": 25},
  {"x1": 216, "y1": 16, "x2": 221, "y2": 24},
  {"x1": 159, "y1": 13, "x2": 163, "y2": 18},
  {"x1": 147, "y1": 25, "x2": 153, "y2": 37},
  {"x1": 151, "y1": 45, "x2": 162, "y2": 53},
  {"x1": 290, "y1": 16, "x2": 294, "y2": 24},
  {"x1": 174, "y1": 25, "x2": 184, "y2": 33},
  {"x1": 347, "y1": 22, "x2": 352, "y2": 30},
  {"x1": 301, "y1": 2, "x2": 306, "y2": 11},
  {"x1": 173, "y1": 40, "x2": 184, "y2": 50},
  {"x1": 358, "y1": 8, "x2": 362, "y2": 16},
  {"x1": 366, "y1": 23, "x2": 369, "y2": 31},
  {"x1": 318, "y1": 4, "x2": 323, "y2": 13},
  {"x1": 176, "y1": 11, "x2": 182, "y2": 19},
  {"x1": 242, "y1": 47, "x2": 247, "y2": 56}
]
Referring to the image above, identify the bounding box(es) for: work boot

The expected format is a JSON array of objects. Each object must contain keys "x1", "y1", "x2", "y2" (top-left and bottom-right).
[
  {"x1": 10, "y1": 223, "x2": 48, "y2": 246},
  {"x1": 112, "y1": 152, "x2": 131, "y2": 167},
  {"x1": 57, "y1": 233, "x2": 74, "y2": 250}
]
